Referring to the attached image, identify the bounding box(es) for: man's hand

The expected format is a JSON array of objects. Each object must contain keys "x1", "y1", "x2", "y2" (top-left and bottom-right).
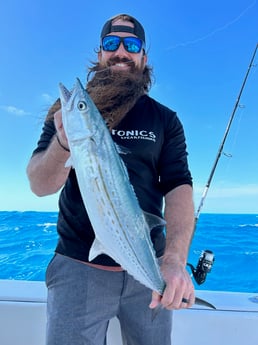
[
  {"x1": 150, "y1": 185, "x2": 195, "y2": 310},
  {"x1": 149, "y1": 259, "x2": 195, "y2": 310},
  {"x1": 26, "y1": 108, "x2": 71, "y2": 196},
  {"x1": 54, "y1": 110, "x2": 69, "y2": 150}
]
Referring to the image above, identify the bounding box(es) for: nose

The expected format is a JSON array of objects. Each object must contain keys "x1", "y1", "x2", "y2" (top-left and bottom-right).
[{"x1": 114, "y1": 42, "x2": 130, "y2": 57}]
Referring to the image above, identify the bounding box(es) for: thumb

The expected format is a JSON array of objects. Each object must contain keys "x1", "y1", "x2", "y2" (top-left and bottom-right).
[{"x1": 149, "y1": 290, "x2": 162, "y2": 309}]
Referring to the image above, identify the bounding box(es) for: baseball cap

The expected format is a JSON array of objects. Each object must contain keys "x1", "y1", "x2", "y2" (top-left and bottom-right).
[{"x1": 100, "y1": 14, "x2": 146, "y2": 44}]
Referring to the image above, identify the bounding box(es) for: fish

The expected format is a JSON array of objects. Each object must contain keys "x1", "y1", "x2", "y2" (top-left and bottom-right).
[{"x1": 59, "y1": 78, "x2": 216, "y2": 310}]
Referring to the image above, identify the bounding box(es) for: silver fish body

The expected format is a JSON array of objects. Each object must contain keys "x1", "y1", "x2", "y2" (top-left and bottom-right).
[
  {"x1": 59, "y1": 78, "x2": 216, "y2": 310},
  {"x1": 59, "y1": 78, "x2": 165, "y2": 294}
]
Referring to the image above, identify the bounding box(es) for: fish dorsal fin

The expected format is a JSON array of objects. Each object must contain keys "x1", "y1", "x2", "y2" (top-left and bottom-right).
[{"x1": 143, "y1": 211, "x2": 166, "y2": 231}]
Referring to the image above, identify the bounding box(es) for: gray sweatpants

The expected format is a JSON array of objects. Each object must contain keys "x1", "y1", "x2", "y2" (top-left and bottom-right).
[{"x1": 46, "y1": 254, "x2": 172, "y2": 345}]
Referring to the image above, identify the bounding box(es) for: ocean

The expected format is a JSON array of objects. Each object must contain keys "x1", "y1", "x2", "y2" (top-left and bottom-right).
[{"x1": 0, "y1": 211, "x2": 257, "y2": 293}]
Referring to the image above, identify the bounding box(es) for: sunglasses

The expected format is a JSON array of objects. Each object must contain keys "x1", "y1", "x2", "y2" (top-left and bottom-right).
[{"x1": 101, "y1": 35, "x2": 144, "y2": 54}]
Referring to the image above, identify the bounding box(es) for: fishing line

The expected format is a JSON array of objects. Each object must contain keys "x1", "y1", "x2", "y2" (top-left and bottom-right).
[
  {"x1": 222, "y1": 105, "x2": 245, "y2": 157},
  {"x1": 222, "y1": 105, "x2": 245, "y2": 176},
  {"x1": 167, "y1": 1, "x2": 257, "y2": 50},
  {"x1": 195, "y1": 43, "x2": 258, "y2": 223},
  {"x1": 222, "y1": 61, "x2": 258, "y2": 171}
]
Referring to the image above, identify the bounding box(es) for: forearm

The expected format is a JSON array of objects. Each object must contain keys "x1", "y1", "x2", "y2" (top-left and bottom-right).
[
  {"x1": 27, "y1": 135, "x2": 71, "y2": 196},
  {"x1": 163, "y1": 184, "x2": 195, "y2": 266},
  {"x1": 150, "y1": 184, "x2": 195, "y2": 309}
]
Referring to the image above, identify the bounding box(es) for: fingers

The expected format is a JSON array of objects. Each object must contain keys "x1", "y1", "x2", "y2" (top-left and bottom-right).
[
  {"x1": 54, "y1": 110, "x2": 63, "y2": 133},
  {"x1": 149, "y1": 286, "x2": 195, "y2": 311},
  {"x1": 156, "y1": 263, "x2": 195, "y2": 310},
  {"x1": 149, "y1": 291, "x2": 162, "y2": 309},
  {"x1": 54, "y1": 110, "x2": 69, "y2": 148},
  {"x1": 180, "y1": 292, "x2": 195, "y2": 309},
  {"x1": 163, "y1": 279, "x2": 195, "y2": 310},
  {"x1": 149, "y1": 278, "x2": 195, "y2": 311}
]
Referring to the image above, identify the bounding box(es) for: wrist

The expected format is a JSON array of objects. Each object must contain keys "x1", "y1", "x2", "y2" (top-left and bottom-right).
[{"x1": 162, "y1": 253, "x2": 187, "y2": 267}]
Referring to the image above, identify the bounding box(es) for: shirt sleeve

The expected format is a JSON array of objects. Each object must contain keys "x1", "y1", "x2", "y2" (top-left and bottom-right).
[
  {"x1": 158, "y1": 112, "x2": 192, "y2": 195},
  {"x1": 32, "y1": 120, "x2": 56, "y2": 156}
]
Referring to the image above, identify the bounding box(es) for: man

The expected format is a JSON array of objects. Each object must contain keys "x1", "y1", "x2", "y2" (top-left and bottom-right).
[{"x1": 27, "y1": 14, "x2": 195, "y2": 345}]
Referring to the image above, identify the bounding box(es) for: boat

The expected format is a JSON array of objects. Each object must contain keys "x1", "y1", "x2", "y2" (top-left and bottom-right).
[
  {"x1": 1, "y1": 42, "x2": 257, "y2": 345},
  {"x1": 1, "y1": 279, "x2": 258, "y2": 344}
]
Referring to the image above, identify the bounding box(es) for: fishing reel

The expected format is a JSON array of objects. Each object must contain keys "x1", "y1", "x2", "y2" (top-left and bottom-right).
[{"x1": 187, "y1": 250, "x2": 215, "y2": 285}]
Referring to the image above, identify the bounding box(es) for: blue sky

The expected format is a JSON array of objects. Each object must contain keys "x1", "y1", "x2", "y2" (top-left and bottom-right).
[{"x1": 0, "y1": 0, "x2": 257, "y2": 213}]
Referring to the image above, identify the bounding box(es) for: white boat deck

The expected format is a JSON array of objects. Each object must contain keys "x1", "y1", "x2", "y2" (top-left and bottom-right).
[{"x1": 1, "y1": 279, "x2": 258, "y2": 345}]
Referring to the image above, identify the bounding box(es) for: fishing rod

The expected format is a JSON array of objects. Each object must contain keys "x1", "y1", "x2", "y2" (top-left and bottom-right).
[
  {"x1": 195, "y1": 43, "x2": 258, "y2": 223},
  {"x1": 187, "y1": 44, "x2": 257, "y2": 286}
]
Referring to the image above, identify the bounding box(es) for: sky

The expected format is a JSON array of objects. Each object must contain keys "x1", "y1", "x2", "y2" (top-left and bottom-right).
[{"x1": 0, "y1": 0, "x2": 257, "y2": 214}]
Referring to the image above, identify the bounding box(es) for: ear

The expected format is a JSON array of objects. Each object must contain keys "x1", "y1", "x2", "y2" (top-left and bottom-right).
[
  {"x1": 142, "y1": 53, "x2": 147, "y2": 66},
  {"x1": 98, "y1": 50, "x2": 102, "y2": 61}
]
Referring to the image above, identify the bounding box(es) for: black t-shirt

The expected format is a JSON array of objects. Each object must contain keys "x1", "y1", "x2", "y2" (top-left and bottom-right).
[{"x1": 32, "y1": 94, "x2": 192, "y2": 266}]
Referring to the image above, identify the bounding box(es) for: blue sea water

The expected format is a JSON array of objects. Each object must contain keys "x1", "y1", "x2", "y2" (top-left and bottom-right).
[{"x1": 0, "y1": 211, "x2": 257, "y2": 293}]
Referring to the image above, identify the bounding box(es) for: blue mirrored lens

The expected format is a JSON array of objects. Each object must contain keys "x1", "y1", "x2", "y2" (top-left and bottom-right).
[
  {"x1": 102, "y1": 36, "x2": 143, "y2": 53},
  {"x1": 102, "y1": 36, "x2": 120, "y2": 52},
  {"x1": 123, "y1": 37, "x2": 142, "y2": 53}
]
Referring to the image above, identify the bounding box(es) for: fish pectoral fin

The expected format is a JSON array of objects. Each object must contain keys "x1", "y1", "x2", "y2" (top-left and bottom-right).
[
  {"x1": 115, "y1": 144, "x2": 131, "y2": 155},
  {"x1": 65, "y1": 156, "x2": 73, "y2": 168},
  {"x1": 143, "y1": 211, "x2": 166, "y2": 231},
  {"x1": 88, "y1": 238, "x2": 107, "y2": 261}
]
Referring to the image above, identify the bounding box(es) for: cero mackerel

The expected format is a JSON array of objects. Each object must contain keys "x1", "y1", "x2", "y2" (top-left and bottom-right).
[{"x1": 59, "y1": 78, "x2": 215, "y2": 309}]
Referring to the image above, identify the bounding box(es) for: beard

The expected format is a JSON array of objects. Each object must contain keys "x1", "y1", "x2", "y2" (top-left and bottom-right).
[
  {"x1": 45, "y1": 57, "x2": 153, "y2": 128},
  {"x1": 86, "y1": 57, "x2": 153, "y2": 129}
]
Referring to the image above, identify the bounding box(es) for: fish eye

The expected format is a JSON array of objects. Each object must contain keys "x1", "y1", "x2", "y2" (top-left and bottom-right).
[{"x1": 77, "y1": 101, "x2": 87, "y2": 111}]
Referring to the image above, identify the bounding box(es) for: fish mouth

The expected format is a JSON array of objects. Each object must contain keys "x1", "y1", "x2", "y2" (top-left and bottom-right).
[
  {"x1": 59, "y1": 82, "x2": 72, "y2": 105},
  {"x1": 59, "y1": 78, "x2": 85, "y2": 109}
]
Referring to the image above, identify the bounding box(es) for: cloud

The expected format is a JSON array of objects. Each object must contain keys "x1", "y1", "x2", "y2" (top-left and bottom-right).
[
  {"x1": 194, "y1": 183, "x2": 258, "y2": 214},
  {"x1": 1, "y1": 105, "x2": 30, "y2": 116},
  {"x1": 194, "y1": 183, "x2": 258, "y2": 198},
  {"x1": 42, "y1": 93, "x2": 54, "y2": 103},
  {"x1": 210, "y1": 185, "x2": 258, "y2": 198}
]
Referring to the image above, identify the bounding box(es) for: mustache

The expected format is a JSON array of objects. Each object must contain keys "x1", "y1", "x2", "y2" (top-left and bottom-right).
[{"x1": 106, "y1": 56, "x2": 135, "y2": 68}]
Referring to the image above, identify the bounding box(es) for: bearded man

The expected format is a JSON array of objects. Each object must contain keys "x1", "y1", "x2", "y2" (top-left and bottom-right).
[{"x1": 27, "y1": 14, "x2": 195, "y2": 345}]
